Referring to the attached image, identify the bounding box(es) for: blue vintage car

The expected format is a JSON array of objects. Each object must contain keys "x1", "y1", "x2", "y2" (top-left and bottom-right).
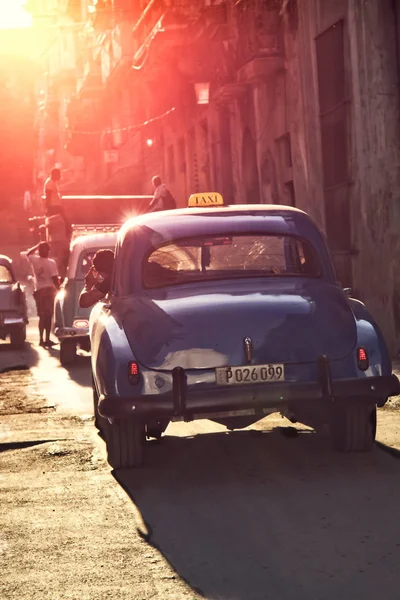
[{"x1": 90, "y1": 193, "x2": 399, "y2": 468}]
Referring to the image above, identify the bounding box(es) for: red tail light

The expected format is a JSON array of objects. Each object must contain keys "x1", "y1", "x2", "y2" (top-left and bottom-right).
[
  {"x1": 73, "y1": 319, "x2": 89, "y2": 329},
  {"x1": 128, "y1": 361, "x2": 140, "y2": 384},
  {"x1": 357, "y1": 347, "x2": 369, "y2": 371}
]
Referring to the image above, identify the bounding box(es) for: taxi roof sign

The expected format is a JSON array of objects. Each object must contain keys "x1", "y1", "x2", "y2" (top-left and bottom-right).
[{"x1": 188, "y1": 192, "x2": 224, "y2": 207}]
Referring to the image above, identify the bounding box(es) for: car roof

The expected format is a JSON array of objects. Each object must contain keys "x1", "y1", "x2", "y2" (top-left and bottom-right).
[
  {"x1": 71, "y1": 232, "x2": 118, "y2": 251},
  {"x1": 116, "y1": 203, "x2": 336, "y2": 290},
  {"x1": 67, "y1": 232, "x2": 118, "y2": 278},
  {"x1": 119, "y1": 204, "x2": 313, "y2": 241}
]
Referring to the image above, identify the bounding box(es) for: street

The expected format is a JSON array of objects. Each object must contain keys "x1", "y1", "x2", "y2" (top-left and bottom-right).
[
  {"x1": 2, "y1": 1, "x2": 400, "y2": 598},
  {"x1": 1, "y1": 323, "x2": 400, "y2": 599}
]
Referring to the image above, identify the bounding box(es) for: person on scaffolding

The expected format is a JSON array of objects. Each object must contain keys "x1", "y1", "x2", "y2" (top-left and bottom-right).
[
  {"x1": 43, "y1": 168, "x2": 70, "y2": 277},
  {"x1": 147, "y1": 176, "x2": 177, "y2": 212}
]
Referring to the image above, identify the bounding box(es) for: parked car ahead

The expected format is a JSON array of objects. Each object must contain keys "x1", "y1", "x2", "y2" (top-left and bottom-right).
[
  {"x1": 0, "y1": 254, "x2": 28, "y2": 348},
  {"x1": 90, "y1": 193, "x2": 400, "y2": 469},
  {"x1": 53, "y1": 230, "x2": 117, "y2": 365}
]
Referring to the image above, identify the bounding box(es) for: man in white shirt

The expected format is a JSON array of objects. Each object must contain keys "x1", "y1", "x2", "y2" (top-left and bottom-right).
[
  {"x1": 22, "y1": 242, "x2": 60, "y2": 347},
  {"x1": 147, "y1": 176, "x2": 177, "y2": 212},
  {"x1": 43, "y1": 168, "x2": 62, "y2": 212}
]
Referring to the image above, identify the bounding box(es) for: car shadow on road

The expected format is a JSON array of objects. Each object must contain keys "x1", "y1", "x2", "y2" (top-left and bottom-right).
[
  {"x1": 115, "y1": 426, "x2": 400, "y2": 600},
  {"x1": 0, "y1": 341, "x2": 40, "y2": 371},
  {"x1": 46, "y1": 347, "x2": 92, "y2": 388},
  {"x1": 0, "y1": 440, "x2": 58, "y2": 453},
  {"x1": 65, "y1": 356, "x2": 92, "y2": 388}
]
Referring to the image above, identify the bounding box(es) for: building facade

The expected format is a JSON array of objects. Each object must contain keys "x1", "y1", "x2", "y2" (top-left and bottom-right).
[
  {"x1": 289, "y1": 0, "x2": 400, "y2": 354},
  {"x1": 30, "y1": 0, "x2": 400, "y2": 353},
  {"x1": 27, "y1": 0, "x2": 95, "y2": 204}
]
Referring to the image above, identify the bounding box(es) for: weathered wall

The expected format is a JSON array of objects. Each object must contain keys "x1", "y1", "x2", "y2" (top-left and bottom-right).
[
  {"x1": 76, "y1": 0, "x2": 400, "y2": 356},
  {"x1": 286, "y1": 0, "x2": 400, "y2": 353},
  {"x1": 348, "y1": 0, "x2": 400, "y2": 353},
  {"x1": 284, "y1": 0, "x2": 326, "y2": 229}
]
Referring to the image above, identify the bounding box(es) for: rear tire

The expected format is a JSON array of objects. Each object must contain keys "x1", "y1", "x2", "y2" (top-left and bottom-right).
[
  {"x1": 79, "y1": 337, "x2": 91, "y2": 353},
  {"x1": 10, "y1": 325, "x2": 26, "y2": 348},
  {"x1": 105, "y1": 419, "x2": 145, "y2": 469},
  {"x1": 330, "y1": 401, "x2": 377, "y2": 452},
  {"x1": 60, "y1": 339, "x2": 77, "y2": 366}
]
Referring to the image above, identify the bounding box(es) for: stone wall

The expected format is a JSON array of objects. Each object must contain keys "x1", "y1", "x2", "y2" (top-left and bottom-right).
[
  {"x1": 286, "y1": 0, "x2": 400, "y2": 354},
  {"x1": 348, "y1": 0, "x2": 400, "y2": 353}
]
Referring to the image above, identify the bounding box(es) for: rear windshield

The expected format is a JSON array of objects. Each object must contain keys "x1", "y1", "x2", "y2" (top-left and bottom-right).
[
  {"x1": 143, "y1": 234, "x2": 321, "y2": 289},
  {"x1": 0, "y1": 265, "x2": 13, "y2": 283}
]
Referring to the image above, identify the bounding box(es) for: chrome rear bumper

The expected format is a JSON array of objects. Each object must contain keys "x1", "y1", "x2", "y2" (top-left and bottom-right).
[
  {"x1": 55, "y1": 326, "x2": 89, "y2": 339},
  {"x1": 98, "y1": 365, "x2": 400, "y2": 422}
]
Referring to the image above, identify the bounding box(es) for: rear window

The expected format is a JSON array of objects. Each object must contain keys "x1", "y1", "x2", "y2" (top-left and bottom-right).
[
  {"x1": 0, "y1": 265, "x2": 13, "y2": 283},
  {"x1": 143, "y1": 234, "x2": 321, "y2": 289},
  {"x1": 75, "y1": 248, "x2": 114, "y2": 280}
]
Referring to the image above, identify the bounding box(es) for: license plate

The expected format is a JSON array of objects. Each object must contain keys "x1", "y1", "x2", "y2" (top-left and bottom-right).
[{"x1": 215, "y1": 364, "x2": 285, "y2": 386}]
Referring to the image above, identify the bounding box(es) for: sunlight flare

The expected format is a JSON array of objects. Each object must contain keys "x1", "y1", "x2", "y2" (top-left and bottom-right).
[{"x1": 0, "y1": 0, "x2": 32, "y2": 29}]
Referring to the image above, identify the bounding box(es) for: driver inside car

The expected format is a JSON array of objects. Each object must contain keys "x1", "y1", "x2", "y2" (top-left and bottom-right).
[{"x1": 79, "y1": 249, "x2": 114, "y2": 309}]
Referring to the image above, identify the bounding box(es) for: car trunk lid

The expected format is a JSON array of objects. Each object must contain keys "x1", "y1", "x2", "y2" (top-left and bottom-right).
[{"x1": 121, "y1": 280, "x2": 356, "y2": 370}]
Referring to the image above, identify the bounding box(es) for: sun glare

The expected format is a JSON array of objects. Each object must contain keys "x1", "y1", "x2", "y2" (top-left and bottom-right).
[{"x1": 0, "y1": 0, "x2": 32, "y2": 29}]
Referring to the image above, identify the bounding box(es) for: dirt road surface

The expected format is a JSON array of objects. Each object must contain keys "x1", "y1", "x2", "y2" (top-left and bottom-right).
[{"x1": 2, "y1": 323, "x2": 400, "y2": 599}]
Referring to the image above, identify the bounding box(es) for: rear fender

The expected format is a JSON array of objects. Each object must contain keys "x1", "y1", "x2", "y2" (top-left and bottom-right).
[
  {"x1": 54, "y1": 281, "x2": 71, "y2": 329},
  {"x1": 90, "y1": 307, "x2": 137, "y2": 398},
  {"x1": 349, "y1": 299, "x2": 391, "y2": 376},
  {"x1": 64, "y1": 279, "x2": 80, "y2": 326},
  {"x1": 53, "y1": 297, "x2": 64, "y2": 332},
  {"x1": 12, "y1": 283, "x2": 27, "y2": 316}
]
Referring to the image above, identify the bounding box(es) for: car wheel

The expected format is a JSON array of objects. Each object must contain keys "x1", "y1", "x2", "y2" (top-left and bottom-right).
[
  {"x1": 105, "y1": 419, "x2": 145, "y2": 469},
  {"x1": 10, "y1": 325, "x2": 26, "y2": 348},
  {"x1": 330, "y1": 401, "x2": 377, "y2": 452},
  {"x1": 60, "y1": 339, "x2": 77, "y2": 366},
  {"x1": 79, "y1": 337, "x2": 91, "y2": 353}
]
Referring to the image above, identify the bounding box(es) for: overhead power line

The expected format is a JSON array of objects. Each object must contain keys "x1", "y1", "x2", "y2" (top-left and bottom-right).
[{"x1": 67, "y1": 105, "x2": 176, "y2": 135}]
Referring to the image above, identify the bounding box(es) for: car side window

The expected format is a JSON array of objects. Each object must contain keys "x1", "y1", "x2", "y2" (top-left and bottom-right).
[
  {"x1": 76, "y1": 247, "x2": 114, "y2": 280},
  {"x1": 76, "y1": 251, "x2": 96, "y2": 280},
  {"x1": 0, "y1": 265, "x2": 13, "y2": 283}
]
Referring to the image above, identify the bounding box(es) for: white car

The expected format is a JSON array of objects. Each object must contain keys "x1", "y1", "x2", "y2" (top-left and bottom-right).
[{"x1": 53, "y1": 228, "x2": 117, "y2": 365}]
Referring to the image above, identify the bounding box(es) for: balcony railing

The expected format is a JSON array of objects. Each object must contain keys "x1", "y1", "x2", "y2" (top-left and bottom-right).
[
  {"x1": 94, "y1": 1, "x2": 208, "y2": 85},
  {"x1": 132, "y1": 0, "x2": 164, "y2": 61},
  {"x1": 235, "y1": 1, "x2": 282, "y2": 69}
]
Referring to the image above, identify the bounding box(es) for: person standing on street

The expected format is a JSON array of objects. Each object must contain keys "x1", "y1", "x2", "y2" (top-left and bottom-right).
[
  {"x1": 22, "y1": 242, "x2": 60, "y2": 347},
  {"x1": 147, "y1": 176, "x2": 177, "y2": 212}
]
